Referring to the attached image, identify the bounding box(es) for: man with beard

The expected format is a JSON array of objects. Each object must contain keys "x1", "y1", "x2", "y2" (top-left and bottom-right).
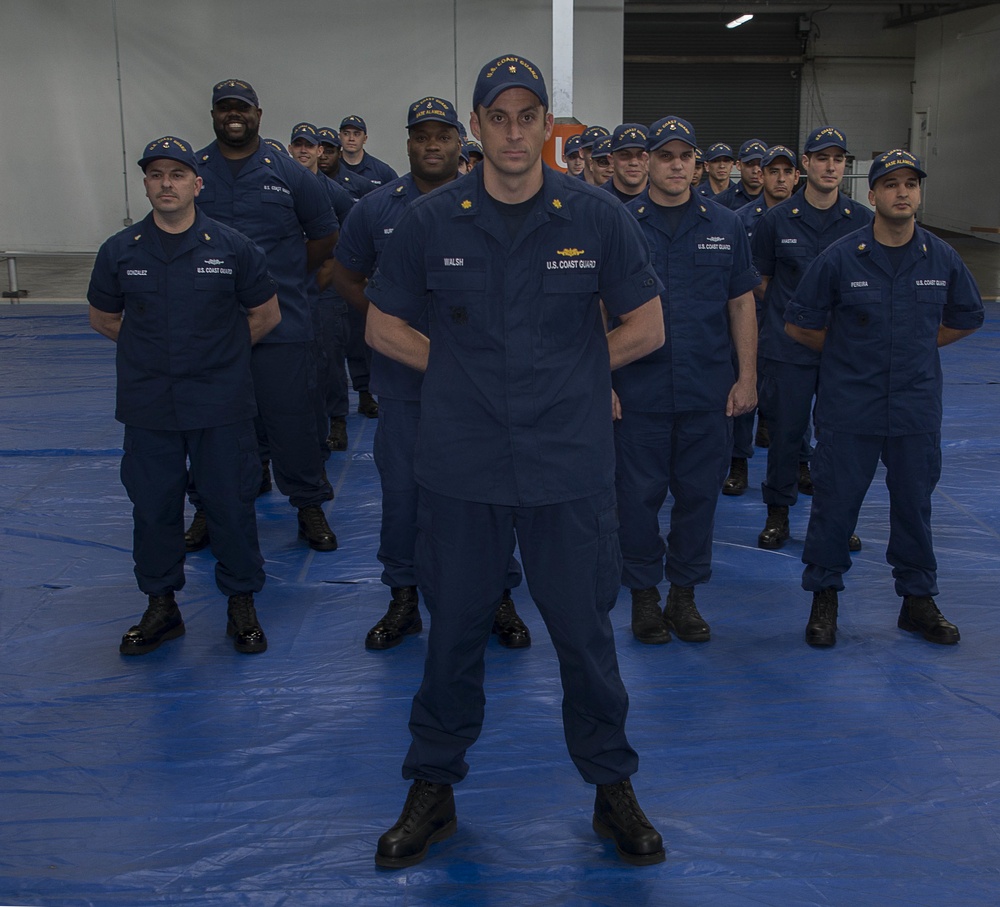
[
  {"x1": 88, "y1": 136, "x2": 280, "y2": 655},
  {"x1": 330, "y1": 97, "x2": 531, "y2": 652},
  {"x1": 785, "y1": 151, "x2": 983, "y2": 647},
  {"x1": 186, "y1": 79, "x2": 339, "y2": 554}
]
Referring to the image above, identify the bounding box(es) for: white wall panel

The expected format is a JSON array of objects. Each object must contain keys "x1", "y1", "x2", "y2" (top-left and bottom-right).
[{"x1": 0, "y1": 0, "x2": 622, "y2": 252}]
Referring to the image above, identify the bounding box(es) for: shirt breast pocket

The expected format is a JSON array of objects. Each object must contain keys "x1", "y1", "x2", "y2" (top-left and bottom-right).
[
  {"x1": 119, "y1": 274, "x2": 160, "y2": 313},
  {"x1": 426, "y1": 268, "x2": 490, "y2": 347},
  {"x1": 539, "y1": 271, "x2": 599, "y2": 348},
  {"x1": 836, "y1": 288, "x2": 882, "y2": 342},
  {"x1": 915, "y1": 284, "x2": 947, "y2": 333},
  {"x1": 260, "y1": 187, "x2": 294, "y2": 209},
  {"x1": 775, "y1": 243, "x2": 808, "y2": 273}
]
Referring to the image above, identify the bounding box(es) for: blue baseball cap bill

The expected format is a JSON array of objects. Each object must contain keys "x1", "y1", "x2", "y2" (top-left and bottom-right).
[
  {"x1": 647, "y1": 116, "x2": 698, "y2": 152},
  {"x1": 318, "y1": 127, "x2": 341, "y2": 148},
  {"x1": 263, "y1": 137, "x2": 289, "y2": 156},
  {"x1": 473, "y1": 54, "x2": 549, "y2": 110},
  {"x1": 580, "y1": 125, "x2": 610, "y2": 149},
  {"x1": 138, "y1": 135, "x2": 198, "y2": 173},
  {"x1": 465, "y1": 140, "x2": 483, "y2": 159},
  {"x1": 592, "y1": 136, "x2": 613, "y2": 160},
  {"x1": 564, "y1": 134, "x2": 584, "y2": 157},
  {"x1": 738, "y1": 139, "x2": 767, "y2": 162},
  {"x1": 804, "y1": 126, "x2": 848, "y2": 154},
  {"x1": 340, "y1": 115, "x2": 367, "y2": 133},
  {"x1": 868, "y1": 149, "x2": 927, "y2": 187},
  {"x1": 212, "y1": 78, "x2": 258, "y2": 107},
  {"x1": 290, "y1": 122, "x2": 320, "y2": 145},
  {"x1": 611, "y1": 123, "x2": 649, "y2": 153},
  {"x1": 762, "y1": 144, "x2": 797, "y2": 167},
  {"x1": 704, "y1": 142, "x2": 735, "y2": 161},
  {"x1": 407, "y1": 97, "x2": 461, "y2": 130}
]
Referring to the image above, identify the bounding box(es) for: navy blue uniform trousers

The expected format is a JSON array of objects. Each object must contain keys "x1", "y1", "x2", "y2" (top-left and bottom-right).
[
  {"x1": 374, "y1": 398, "x2": 523, "y2": 591},
  {"x1": 759, "y1": 358, "x2": 818, "y2": 507},
  {"x1": 344, "y1": 305, "x2": 371, "y2": 393},
  {"x1": 616, "y1": 409, "x2": 731, "y2": 590},
  {"x1": 803, "y1": 430, "x2": 941, "y2": 597},
  {"x1": 403, "y1": 486, "x2": 637, "y2": 786},
  {"x1": 122, "y1": 421, "x2": 265, "y2": 597}
]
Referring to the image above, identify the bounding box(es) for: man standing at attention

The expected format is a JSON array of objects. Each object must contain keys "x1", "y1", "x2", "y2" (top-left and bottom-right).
[
  {"x1": 88, "y1": 137, "x2": 280, "y2": 655},
  {"x1": 187, "y1": 79, "x2": 340, "y2": 553},
  {"x1": 785, "y1": 151, "x2": 983, "y2": 647},
  {"x1": 752, "y1": 126, "x2": 872, "y2": 552},
  {"x1": 365, "y1": 55, "x2": 666, "y2": 869},
  {"x1": 614, "y1": 116, "x2": 759, "y2": 646},
  {"x1": 339, "y1": 114, "x2": 399, "y2": 188}
]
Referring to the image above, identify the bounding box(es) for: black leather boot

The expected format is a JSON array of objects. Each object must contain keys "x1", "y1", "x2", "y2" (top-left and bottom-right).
[
  {"x1": 297, "y1": 505, "x2": 338, "y2": 551},
  {"x1": 664, "y1": 585, "x2": 711, "y2": 642},
  {"x1": 184, "y1": 510, "x2": 209, "y2": 552},
  {"x1": 630, "y1": 587, "x2": 670, "y2": 645},
  {"x1": 227, "y1": 592, "x2": 267, "y2": 654},
  {"x1": 375, "y1": 780, "x2": 456, "y2": 869},
  {"x1": 492, "y1": 591, "x2": 531, "y2": 648},
  {"x1": 366, "y1": 587, "x2": 422, "y2": 650},
  {"x1": 758, "y1": 504, "x2": 790, "y2": 550},
  {"x1": 120, "y1": 593, "x2": 185, "y2": 655},
  {"x1": 898, "y1": 595, "x2": 960, "y2": 645},
  {"x1": 722, "y1": 457, "x2": 748, "y2": 495},
  {"x1": 593, "y1": 777, "x2": 665, "y2": 865},
  {"x1": 805, "y1": 588, "x2": 838, "y2": 647}
]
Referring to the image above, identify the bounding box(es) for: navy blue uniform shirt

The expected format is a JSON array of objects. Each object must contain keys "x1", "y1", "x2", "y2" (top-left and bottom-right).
[
  {"x1": 753, "y1": 190, "x2": 872, "y2": 364},
  {"x1": 342, "y1": 151, "x2": 398, "y2": 187},
  {"x1": 331, "y1": 166, "x2": 377, "y2": 200},
  {"x1": 713, "y1": 180, "x2": 761, "y2": 211},
  {"x1": 88, "y1": 209, "x2": 276, "y2": 431},
  {"x1": 335, "y1": 173, "x2": 428, "y2": 401},
  {"x1": 785, "y1": 222, "x2": 984, "y2": 436},
  {"x1": 366, "y1": 165, "x2": 661, "y2": 507},
  {"x1": 615, "y1": 194, "x2": 760, "y2": 413},
  {"x1": 195, "y1": 140, "x2": 339, "y2": 344}
]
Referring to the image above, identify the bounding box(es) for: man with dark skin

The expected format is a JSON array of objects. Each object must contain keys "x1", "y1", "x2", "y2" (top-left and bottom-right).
[{"x1": 186, "y1": 79, "x2": 340, "y2": 553}]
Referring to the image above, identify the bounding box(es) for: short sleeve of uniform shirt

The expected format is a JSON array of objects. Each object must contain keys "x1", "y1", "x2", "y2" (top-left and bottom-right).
[
  {"x1": 333, "y1": 190, "x2": 380, "y2": 277},
  {"x1": 87, "y1": 218, "x2": 276, "y2": 314}
]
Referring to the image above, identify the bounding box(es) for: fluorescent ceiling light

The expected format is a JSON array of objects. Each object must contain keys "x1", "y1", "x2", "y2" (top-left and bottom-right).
[{"x1": 726, "y1": 14, "x2": 754, "y2": 28}]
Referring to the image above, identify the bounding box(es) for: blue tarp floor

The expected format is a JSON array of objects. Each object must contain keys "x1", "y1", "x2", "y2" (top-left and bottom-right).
[{"x1": 1, "y1": 304, "x2": 998, "y2": 906}]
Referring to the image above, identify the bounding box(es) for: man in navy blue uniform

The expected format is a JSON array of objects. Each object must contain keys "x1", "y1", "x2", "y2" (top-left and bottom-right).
[
  {"x1": 785, "y1": 151, "x2": 983, "y2": 647},
  {"x1": 88, "y1": 136, "x2": 280, "y2": 656},
  {"x1": 318, "y1": 127, "x2": 376, "y2": 201},
  {"x1": 562, "y1": 132, "x2": 585, "y2": 177},
  {"x1": 365, "y1": 55, "x2": 666, "y2": 869},
  {"x1": 187, "y1": 79, "x2": 340, "y2": 553},
  {"x1": 702, "y1": 142, "x2": 736, "y2": 197},
  {"x1": 723, "y1": 144, "x2": 801, "y2": 495},
  {"x1": 288, "y1": 122, "x2": 356, "y2": 457},
  {"x1": 714, "y1": 139, "x2": 767, "y2": 210},
  {"x1": 330, "y1": 96, "x2": 530, "y2": 652},
  {"x1": 578, "y1": 124, "x2": 610, "y2": 184},
  {"x1": 601, "y1": 123, "x2": 649, "y2": 204},
  {"x1": 615, "y1": 116, "x2": 760, "y2": 646},
  {"x1": 339, "y1": 115, "x2": 399, "y2": 187},
  {"x1": 752, "y1": 126, "x2": 873, "y2": 552}
]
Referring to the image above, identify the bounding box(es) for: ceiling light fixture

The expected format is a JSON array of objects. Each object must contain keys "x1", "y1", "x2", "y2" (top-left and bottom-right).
[{"x1": 727, "y1": 14, "x2": 754, "y2": 28}]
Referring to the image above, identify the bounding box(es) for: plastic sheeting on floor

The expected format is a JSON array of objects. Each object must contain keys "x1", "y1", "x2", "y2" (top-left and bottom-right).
[{"x1": 2, "y1": 305, "x2": 999, "y2": 907}]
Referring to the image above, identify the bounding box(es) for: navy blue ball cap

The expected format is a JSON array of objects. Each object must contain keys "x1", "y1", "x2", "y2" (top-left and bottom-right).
[
  {"x1": 762, "y1": 144, "x2": 797, "y2": 167},
  {"x1": 290, "y1": 122, "x2": 320, "y2": 145},
  {"x1": 407, "y1": 97, "x2": 461, "y2": 130},
  {"x1": 138, "y1": 136, "x2": 198, "y2": 173},
  {"x1": 580, "y1": 125, "x2": 610, "y2": 149},
  {"x1": 564, "y1": 134, "x2": 584, "y2": 156},
  {"x1": 340, "y1": 115, "x2": 367, "y2": 133},
  {"x1": 738, "y1": 139, "x2": 767, "y2": 162},
  {"x1": 592, "y1": 136, "x2": 613, "y2": 160},
  {"x1": 212, "y1": 78, "x2": 258, "y2": 107},
  {"x1": 473, "y1": 54, "x2": 548, "y2": 110},
  {"x1": 263, "y1": 137, "x2": 288, "y2": 156},
  {"x1": 611, "y1": 123, "x2": 649, "y2": 153},
  {"x1": 465, "y1": 139, "x2": 483, "y2": 159},
  {"x1": 695, "y1": 147, "x2": 704, "y2": 163},
  {"x1": 804, "y1": 125, "x2": 848, "y2": 154},
  {"x1": 868, "y1": 149, "x2": 927, "y2": 188},
  {"x1": 704, "y1": 142, "x2": 735, "y2": 161},
  {"x1": 318, "y1": 127, "x2": 341, "y2": 148},
  {"x1": 647, "y1": 116, "x2": 698, "y2": 152}
]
